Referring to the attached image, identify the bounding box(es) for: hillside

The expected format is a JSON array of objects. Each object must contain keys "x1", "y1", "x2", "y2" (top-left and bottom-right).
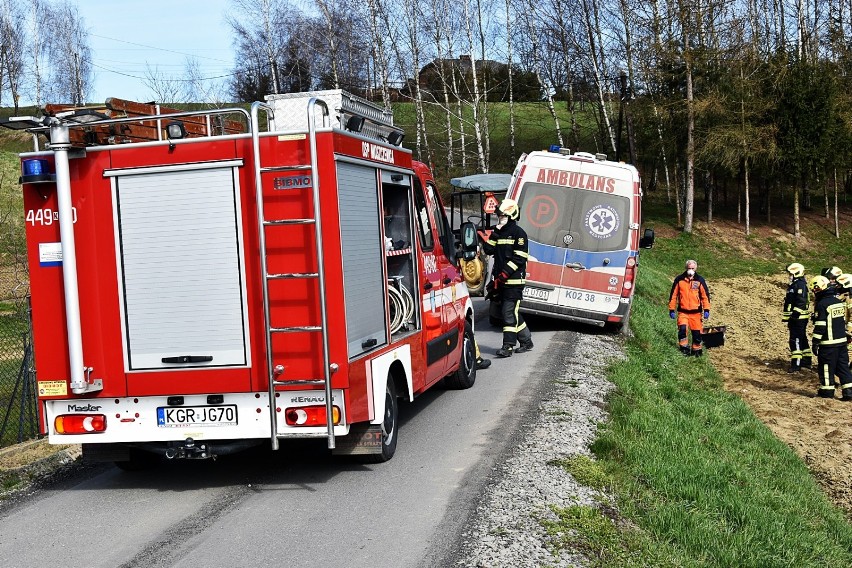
[{"x1": 645, "y1": 209, "x2": 852, "y2": 516}]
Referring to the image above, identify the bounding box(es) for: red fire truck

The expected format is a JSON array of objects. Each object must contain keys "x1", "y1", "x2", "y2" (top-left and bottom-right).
[{"x1": 3, "y1": 90, "x2": 480, "y2": 468}]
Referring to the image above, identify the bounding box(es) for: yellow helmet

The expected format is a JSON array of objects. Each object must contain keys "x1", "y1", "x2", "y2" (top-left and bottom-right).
[
  {"x1": 810, "y1": 275, "x2": 830, "y2": 293},
  {"x1": 837, "y1": 273, "x2": 852, "y2": 289},
  {"x1": 498, "y1": 198, "x2": 520, "y2": 220},
  {"x1": 786, "y1": 262, "x2": 805, "y2": 278}
]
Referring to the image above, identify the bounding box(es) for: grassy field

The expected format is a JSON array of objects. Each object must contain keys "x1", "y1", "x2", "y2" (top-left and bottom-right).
[{"x1": 541, "y1": 201, "x2": 852, "y2": 566}]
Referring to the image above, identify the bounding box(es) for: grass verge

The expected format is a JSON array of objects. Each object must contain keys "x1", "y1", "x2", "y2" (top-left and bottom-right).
[{"x1": 545, "y1": 210, "x2": 852, "y2": 567}]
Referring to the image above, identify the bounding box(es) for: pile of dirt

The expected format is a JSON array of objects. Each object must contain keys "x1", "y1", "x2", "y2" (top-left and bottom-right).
[{"x1": 705, "y1": 273, "x2": 852, "y2": 515}]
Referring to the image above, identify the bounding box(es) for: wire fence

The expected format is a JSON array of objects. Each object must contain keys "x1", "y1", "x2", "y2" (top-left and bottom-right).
[
  {"x1": 1, "y1": 173, "x2": 39, "y2": 449},
  {"x1": 0, "y1": 295, "x2": 39, "y2": 449}
]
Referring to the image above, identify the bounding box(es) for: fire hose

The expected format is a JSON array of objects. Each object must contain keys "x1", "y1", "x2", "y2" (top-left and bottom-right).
[{"x1": 388, "y1": 278, "x2": 414, "y2": 334}]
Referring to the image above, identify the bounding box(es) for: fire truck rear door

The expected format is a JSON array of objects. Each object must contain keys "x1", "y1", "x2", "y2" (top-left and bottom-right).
[{"x1": 107, "y1": 162, "x2": 250, "y2": 372}]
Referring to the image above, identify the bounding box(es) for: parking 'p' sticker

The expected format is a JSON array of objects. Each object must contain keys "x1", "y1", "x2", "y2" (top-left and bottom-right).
[{"x1": 584, "y1": 205, "x2": 620, "y2": 239}]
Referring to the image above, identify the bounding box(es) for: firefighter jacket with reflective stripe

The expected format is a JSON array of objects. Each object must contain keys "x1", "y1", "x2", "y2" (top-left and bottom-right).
[
  {"x1": 812, "y1": 291, "x2": 849, "y2": 347},
  {"x1": 668, "y1": 272, "x2": 711, "y2": 314},
  {"x1": 482, "y1": 219, "x2": 529, "y2": 287},
  {"x1": 782, "y1": 276, "x2": 811, "y2": 322}
]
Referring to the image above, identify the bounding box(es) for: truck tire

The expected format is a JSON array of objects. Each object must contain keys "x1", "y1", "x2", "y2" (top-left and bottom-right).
[
  {"x1": 357, "y1": 377, "x2": 399, "y2": 463},
  {"x1": 444, "y1": 321, "x2": 477, "y2": 390}
]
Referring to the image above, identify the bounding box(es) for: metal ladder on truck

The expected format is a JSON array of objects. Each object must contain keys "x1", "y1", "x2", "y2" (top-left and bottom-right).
[{"x1": 250, "y1": 99, "x2": 336, "y2": 450}]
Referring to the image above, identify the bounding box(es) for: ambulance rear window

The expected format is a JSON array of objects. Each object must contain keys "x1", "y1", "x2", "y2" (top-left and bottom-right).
[{"x1": 517, "y1": 182, "x2": 629, "y2": 252}]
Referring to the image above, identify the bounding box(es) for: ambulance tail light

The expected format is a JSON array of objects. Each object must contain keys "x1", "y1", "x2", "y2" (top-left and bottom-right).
[
  {"x1": 284, "y1": 405, "x2": 341, "y2": 427},
  {"x1": 622, "y1": 257, "x2": 637, "y2": 298},
  {"x1": 54, "y1": 414, "x2": 107, "y2": 434}
]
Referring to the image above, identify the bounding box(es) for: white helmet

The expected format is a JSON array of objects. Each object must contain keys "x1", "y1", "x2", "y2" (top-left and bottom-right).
[
  {"x1": 786, "y1": 262, "x2": 805, "y2": 278},
  {"x1": 498, "y1": 198, "x2": 520, "y2": 220},
  {"x1": 837, "y1": 273, "x2": 852, "y2": 289}
]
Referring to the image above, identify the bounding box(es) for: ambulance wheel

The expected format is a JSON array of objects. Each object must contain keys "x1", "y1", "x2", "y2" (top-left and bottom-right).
[
  {"x1": 444, "y1": 321, "x2": 477, "y2": 390},
  {"x1": 358, "y1": 377, "x2": 398, "y2": 463}
]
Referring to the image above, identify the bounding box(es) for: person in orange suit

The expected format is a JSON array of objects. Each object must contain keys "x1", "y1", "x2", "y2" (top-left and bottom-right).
[{"x1": 668, "y1": 259, "x2": 711, "y2": 356}]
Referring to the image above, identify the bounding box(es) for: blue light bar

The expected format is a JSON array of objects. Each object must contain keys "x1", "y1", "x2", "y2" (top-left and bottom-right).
[
  {"x1": 23, "y1": 159, "x2": 49, "y2": 176},
  {"x1": 548, "y1": 144, "x2": 561, "y2": 153}
]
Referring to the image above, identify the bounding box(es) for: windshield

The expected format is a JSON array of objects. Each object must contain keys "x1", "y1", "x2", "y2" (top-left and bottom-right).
[{"x1": 517, "y1": 181, "x2": 630, "y2": 252}]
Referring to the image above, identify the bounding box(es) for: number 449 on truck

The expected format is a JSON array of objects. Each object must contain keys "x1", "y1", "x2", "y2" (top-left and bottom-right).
[
  {"x1": 3, "y1": 90, "x2": 480, "y2": 469},
  {"x1": 508, "y1": 146, "x2": 655, "y2": 333}
]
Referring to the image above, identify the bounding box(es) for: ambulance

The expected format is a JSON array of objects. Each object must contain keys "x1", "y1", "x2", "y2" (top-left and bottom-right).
[{"x1": 507, "y1": 147, "x2": 654, "y2": 333}]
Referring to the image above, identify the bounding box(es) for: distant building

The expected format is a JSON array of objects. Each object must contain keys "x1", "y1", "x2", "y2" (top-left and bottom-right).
[{"x1": 418, "y1": 55, "x2": 508, "y2": 95}]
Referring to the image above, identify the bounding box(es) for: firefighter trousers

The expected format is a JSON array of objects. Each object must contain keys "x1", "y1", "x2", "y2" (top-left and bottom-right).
[
  {"x1": 677, "y1": 312, "x2": 703, "y2": 353},
  {"x1": 500, "y1": 288, "x2": 531, "y2": 348},
  {"x1": 787, "y1": 319, "x2": 811, "y2": 366},
  {"x1": 816, "y1": 345, "x2": 852, "y2": 397}
]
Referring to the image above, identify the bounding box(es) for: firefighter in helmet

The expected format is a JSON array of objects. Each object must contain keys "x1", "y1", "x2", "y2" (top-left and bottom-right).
[
  {"x1": 667, "y1": 259, "x2": 711, "y2": 356},
  {"x1": 820, "y1": 266, "x2": 843, "y2": 291},
  {"x1": 481, "y1": 198, "x2": 533, "y2": 357},
  {"x1": 782, "y1": 262, "x2": 812, "y2": 372},
  {"x1": 810, "y1": 275, "x2": 852, "y2": 400},
  {"x1": 837, "y1": 273, "x2": 852, "y2": 337}
]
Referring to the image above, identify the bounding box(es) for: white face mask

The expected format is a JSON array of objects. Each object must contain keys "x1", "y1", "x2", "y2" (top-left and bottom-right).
[
  {"x1": 686, "y1": 269, "x2": 695, "y2": 277},
  {"x1": 497, "y1": 214, "x2": 508, "y2": 227}
]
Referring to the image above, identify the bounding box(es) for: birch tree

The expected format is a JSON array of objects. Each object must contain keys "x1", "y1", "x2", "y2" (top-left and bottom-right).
[{"x1": 0, "y1": 0, "x2": 26, "y2": 110}]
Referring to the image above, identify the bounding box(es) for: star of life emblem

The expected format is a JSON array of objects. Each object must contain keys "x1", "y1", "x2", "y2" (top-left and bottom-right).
[{"x1": 584, "y1": 205, "x2": 620, "y2": 239}]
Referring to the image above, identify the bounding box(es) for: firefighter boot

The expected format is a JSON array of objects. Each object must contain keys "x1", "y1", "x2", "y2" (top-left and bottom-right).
[
  {"x1": 475, "y1": 357, "x2": 491, "y2": 370},
  {"x1": 801, "y1": 356, "x2": 812, "y2": 369},
  {"x1": 816, "y1": 388, "x2": 835, "y2": 399},
  {"x1": 496, "y1": 345, "x2": 514, "y2": 358},
  {"x1": 516, "y1": 340, "x2": 534, "y2": 354},
  {"x1": 680, "y1": 345, "x2": 691, "y2": 356},
  {"x1": 692, "y1": 348, "x2": 703, "y2": 357},
  {"x1": 841, "y1": 388, "x2": 852, "y2": 402},
  {"x1": 787, "y1": 359, "x2": 801, "y2": 374}
]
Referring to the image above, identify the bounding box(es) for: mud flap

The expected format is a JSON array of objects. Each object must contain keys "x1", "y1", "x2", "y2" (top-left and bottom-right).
[{"x1": 331, "y1": 424, "x2": 384, "y2": 455}]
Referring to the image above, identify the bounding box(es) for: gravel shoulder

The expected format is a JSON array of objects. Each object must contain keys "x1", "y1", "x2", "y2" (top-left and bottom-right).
[{"x1": 447, "y1": 328, "x2": 624, "y2": 567}]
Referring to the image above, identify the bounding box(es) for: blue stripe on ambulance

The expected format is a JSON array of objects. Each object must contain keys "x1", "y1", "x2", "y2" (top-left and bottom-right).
[{"x1": 528, "y1": 240, "x2": 633, "y2": 268}]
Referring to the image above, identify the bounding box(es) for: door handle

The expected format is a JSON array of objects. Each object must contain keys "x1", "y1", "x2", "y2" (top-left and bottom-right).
[
  {"x1": 442, "y1": 277, "x2": 452, "y2": 285},
  {"x1": 565, "y1": 262, "x2": 587, "y2": 270},
  {"x1": 424, "y1": 281, "x2": 433, "y2": 290}
]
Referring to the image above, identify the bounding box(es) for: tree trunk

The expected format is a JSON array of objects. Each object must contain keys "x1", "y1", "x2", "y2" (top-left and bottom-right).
[
  {"x1": 834, "y1": 168, "x2": 840, "y2": 238},
  {"x1": 794, "y1": 182, "x2": 801, "y2": 238},
  {"x1": 683, "y1": 59, "x2": 695, "y2": 233},
  {"x1": 744, "y1": 158, "x2": 751, "y2": 236},
  {"x1": 581, "y1": 0, "x2": 616, "y2": 153},
  {"x1": 524, "y1": 1, "x2": 562, "y2": 146},
  {"x1": 505, "y1": 0, "x2": 516, "y2": 162}
]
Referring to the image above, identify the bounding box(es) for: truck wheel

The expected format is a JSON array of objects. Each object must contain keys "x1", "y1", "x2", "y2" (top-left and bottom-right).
[
  {"x1": 444, "y1": 321, "x2": 477, "y2": 390},
  {"x1": 358, "y1": 377, "x2": 399, "y2": 463}
]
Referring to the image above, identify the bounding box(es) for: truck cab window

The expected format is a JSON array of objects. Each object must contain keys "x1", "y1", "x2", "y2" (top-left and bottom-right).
[{"x1": 413, "y1": 177, "x2": 434, "y2": 251}]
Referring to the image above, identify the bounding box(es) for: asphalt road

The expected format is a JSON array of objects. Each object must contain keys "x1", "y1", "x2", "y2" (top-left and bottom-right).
[{"x1": 0, "y1": 297, "x2": 575, "y2": 568}]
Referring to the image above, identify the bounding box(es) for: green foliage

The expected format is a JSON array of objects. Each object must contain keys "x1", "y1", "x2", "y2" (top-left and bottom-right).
[
  {"x1": 541, "y1": 504, "x2": 683, "y2": 567},
  {"x1": 550, "y1": 455, "x2": 611, "y2": 491},
  {"x1": 776, "y1": 62, "x2": 842, "y2": 179}
]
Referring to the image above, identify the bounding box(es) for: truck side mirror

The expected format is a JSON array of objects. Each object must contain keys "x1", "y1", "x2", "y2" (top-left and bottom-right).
[
  {"x1": 459, "y1": 222, "x2": 478, "y2": 261},
  {"x1": 639, "y1": 228, "x2": 655, "y2": 249}
]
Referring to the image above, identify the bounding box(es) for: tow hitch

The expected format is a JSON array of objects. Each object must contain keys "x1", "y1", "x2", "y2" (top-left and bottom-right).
[{"x1": 165, "y1": 438, "x2": 213, "y2": 460}]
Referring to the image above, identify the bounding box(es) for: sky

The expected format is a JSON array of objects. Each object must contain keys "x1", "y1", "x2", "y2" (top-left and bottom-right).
[{"x1": 75, "y1": 0, "x2": 236, "y2": 103}]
